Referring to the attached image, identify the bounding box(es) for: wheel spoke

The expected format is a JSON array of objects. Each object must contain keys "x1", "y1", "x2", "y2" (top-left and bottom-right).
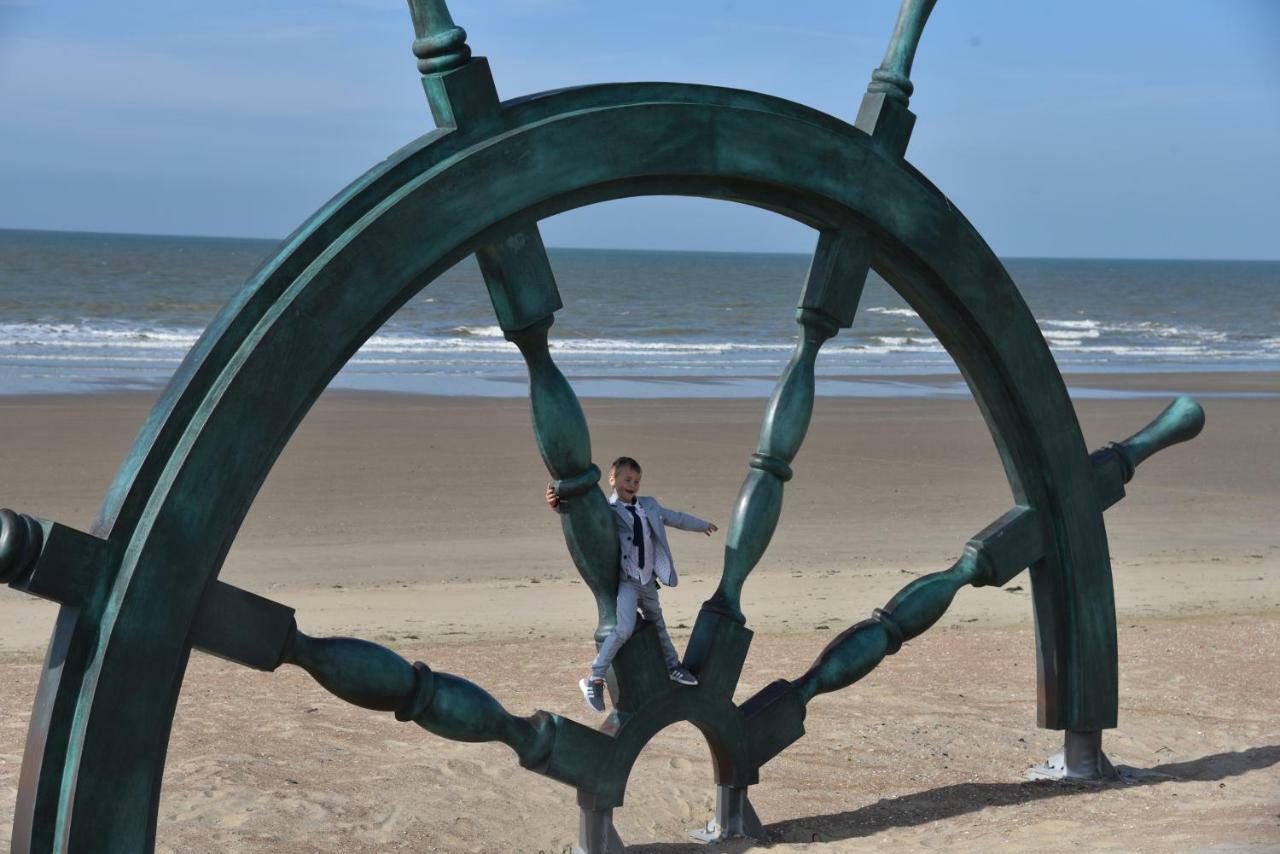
[
  {"x1": 413, "y1": 1, "x2": 621, "y2": 646},
  {"x1": 470, "y1": 229, "x2": 620, "y2": 648},
  {"x1": 794, "y1": 503, "x2": 1041, "y2": 700},
  {"x1": 281, "y1": 628, "x2": 558, "y2": 767},
  {"x1": 854, "y1": 1, "x2": 936, "y2": 158},
  {"x1": 707, "y1": 228, "x2": 872, "y2": 622},
  {"x1": 503, "y1": 317, "x2": 620, "y2": 646},
  {"x1": 735, "y1": 502, "x2": 1043, "y2": 767},
  {"x1": 737, "y1": 397, "x2": 1204, "y2": 764}
]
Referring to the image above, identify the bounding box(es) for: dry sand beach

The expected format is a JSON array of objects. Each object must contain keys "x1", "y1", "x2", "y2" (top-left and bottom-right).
[{"x1": 1, "y1": 373, "x2": 1277, "y2": 851}]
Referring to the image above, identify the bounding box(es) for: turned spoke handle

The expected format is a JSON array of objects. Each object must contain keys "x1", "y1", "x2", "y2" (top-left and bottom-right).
[
  {"x1": 0, "y1": 509, "x2": 44, "y2": 585},
  {"x1": 284, "y1": 631, "x2": 417, "y2": 711},
  {"x1": 1107, "y1": 396, "x2": 1205, "y2": 482},
  {"x1": 407, "y1": 0, "x2": 471, "y2": 76},
  {"x1": 868, "y1": 0, "x2": 938, "y2": 103},
  {"x1": 282, "y1": 629, "x2": 553, "y2": 765},
  {"x1": 793, "y1": 553, "x2": 980, "y2": 703}
]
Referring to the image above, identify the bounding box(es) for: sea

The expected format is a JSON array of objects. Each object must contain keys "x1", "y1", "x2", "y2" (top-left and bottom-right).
[{"x1": 1, "y1": 228, "x2": 1277, "y2": 399}]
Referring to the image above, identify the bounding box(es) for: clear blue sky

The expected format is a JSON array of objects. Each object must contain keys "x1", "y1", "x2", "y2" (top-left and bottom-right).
[{"x1": 2, "y1": 1, "x2": 1277, "y2": 258}]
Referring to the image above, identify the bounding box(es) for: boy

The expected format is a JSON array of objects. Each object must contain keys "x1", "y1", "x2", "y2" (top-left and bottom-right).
[{"x1": 546, "y1": 456, "x2": 718, "y2": 712}]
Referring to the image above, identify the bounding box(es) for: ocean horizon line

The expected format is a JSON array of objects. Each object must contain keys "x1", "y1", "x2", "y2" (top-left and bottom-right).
[{"x1": 3, "y1": 227, "x2": 1278, "y2": 265}]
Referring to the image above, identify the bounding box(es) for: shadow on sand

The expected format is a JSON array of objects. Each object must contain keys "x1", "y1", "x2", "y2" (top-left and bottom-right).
[{"x1": 622, "y1": 745, "x2": 1279, "y2": 853}]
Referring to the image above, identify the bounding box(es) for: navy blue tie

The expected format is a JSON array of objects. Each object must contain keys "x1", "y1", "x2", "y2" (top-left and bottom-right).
[{"x1": 625, "y1": 505, "x2": 645, "y2": 568}]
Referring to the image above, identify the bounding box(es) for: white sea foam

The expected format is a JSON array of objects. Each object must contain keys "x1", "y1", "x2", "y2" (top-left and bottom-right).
[
  {"x1": 865, "y1": 307, "x2": 920, "y2": 318},
  {"x1": 447, "y1": 325, "x2": 505, "y2": 338},
  {"x1": 0, "y1": 322, "x2": 201, "y2": 350},
  {"x1": 0, "y1": 322, "x2": 791, "y2": 359},
  {"x1": 830, "y1": 336, "x2": 947, "y2": 355},
  {"x1": 1050, "y1": 344, "x2": 1211, "y2": 357},
  {"x1": 1042, "y1": 319, "x2": 1101, "y2": 330},
  {"x1": 1041, "y1": 328, "x2": 1101, "y2": 341},
  {"x1": 0, "y1": 315, "x2": 1274, "y2": 384},
  {"x1": 1093, "y1": 319, "x2": 1223, "y2": 339},
  {"x1": 361, "y1": 334, "x2": 790, "y2": 357},
  {"x1": 0, "y1": 353, "x2": 181, "y2": 363}
]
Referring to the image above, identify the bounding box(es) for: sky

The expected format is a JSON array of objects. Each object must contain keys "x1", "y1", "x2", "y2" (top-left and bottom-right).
[{"x1": 1, "y1": 1, "x2": 1277, "y2": 259}]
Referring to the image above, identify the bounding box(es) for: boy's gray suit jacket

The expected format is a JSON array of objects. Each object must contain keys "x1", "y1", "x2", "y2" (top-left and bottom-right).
[{"x1": 608, "y1": 492, "x2": 711, "y2": 587}]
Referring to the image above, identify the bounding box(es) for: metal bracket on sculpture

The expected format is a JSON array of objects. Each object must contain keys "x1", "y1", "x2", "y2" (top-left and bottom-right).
[{"x1": 0, "y1": 510, "x2": 109, "y2": 607}]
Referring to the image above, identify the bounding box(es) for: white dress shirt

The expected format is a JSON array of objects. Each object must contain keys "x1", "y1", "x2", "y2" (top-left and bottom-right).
[{"x1": 620, "y1": 500, "x2": 656, "y2": 585}]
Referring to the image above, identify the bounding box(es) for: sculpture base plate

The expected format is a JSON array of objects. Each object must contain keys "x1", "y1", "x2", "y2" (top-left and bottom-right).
[
  {"x1": 1027, "y1": 730, "x2": 1118, "y2": 785},
  {"x1": 688, "y1": 785, "x2": 766, "y2": 844}
]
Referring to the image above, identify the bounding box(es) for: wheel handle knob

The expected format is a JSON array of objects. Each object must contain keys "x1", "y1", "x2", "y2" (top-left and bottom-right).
[
  {"x1": 0, "y1": 508, "x2": 44, "y2": 584},
  {"x1": 1109, "y1": 396, "x2": 1206, "y2": 482}
]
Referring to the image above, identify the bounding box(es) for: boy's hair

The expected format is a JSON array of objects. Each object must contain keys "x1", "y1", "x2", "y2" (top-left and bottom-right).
[{"x1": 610, "y1": 456, "x2": 642, "y2": 475}]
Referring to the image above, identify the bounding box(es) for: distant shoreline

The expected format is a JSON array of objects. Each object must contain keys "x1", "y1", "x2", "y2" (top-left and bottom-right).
[
  {"x1": 4, "y1": 227, "x2": 1280, "y2": 263},
  {"x1": 0, "y1": 369, "x2": 1275, "y2": 401}
]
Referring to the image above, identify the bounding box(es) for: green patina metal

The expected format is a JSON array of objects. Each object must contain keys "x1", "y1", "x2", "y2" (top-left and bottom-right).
[{"x1": 0, "y1": 0, "x2": 1208, "y2": 850}]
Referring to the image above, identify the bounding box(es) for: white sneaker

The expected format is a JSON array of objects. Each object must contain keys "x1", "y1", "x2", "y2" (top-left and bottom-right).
[
  {"x1": 579, "y1": 676, "x2": 606, "y2": 712},
  {"x1": 669, "y1": 665, "x2": 698, "y2": 686}
]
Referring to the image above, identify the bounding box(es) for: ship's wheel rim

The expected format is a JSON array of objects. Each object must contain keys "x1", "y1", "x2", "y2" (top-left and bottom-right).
[{"x1": 19, "y1": 84, "x2": 1114, "y2": 850}]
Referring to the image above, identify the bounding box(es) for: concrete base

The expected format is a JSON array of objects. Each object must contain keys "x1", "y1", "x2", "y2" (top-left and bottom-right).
[
  {"x1": 689, "y1": 785, "x2": 767, "y2": 844},
  {"x1": 1027, "y1": 730, "x2": 1119, "y2": 784}
]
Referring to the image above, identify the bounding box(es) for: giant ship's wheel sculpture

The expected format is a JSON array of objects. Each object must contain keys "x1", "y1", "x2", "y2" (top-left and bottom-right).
[{"x1": 0, "y1": 1, "x2": 1205, "y2": 851}]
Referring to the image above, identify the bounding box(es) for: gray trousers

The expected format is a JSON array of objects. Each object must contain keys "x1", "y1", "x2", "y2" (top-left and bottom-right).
[{"x1": 591, "y1": 576, "x2": 680, "y2": 680}]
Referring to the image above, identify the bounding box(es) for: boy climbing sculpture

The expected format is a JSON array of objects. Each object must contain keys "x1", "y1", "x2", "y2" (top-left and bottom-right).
[{"x1": 547, "y1": 456, "x2": 718, "y2": 711}]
